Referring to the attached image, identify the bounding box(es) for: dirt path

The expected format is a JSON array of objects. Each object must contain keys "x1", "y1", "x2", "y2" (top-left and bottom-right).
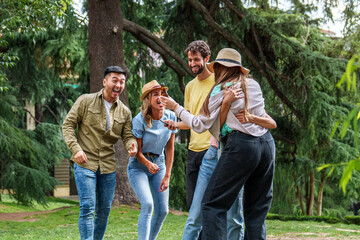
[
  {"x1": 0, "y1": 206, "x2": 72, "y2": 222},
  {"x1": 0, "y1": 206, "x2": 186, "y2": 222}
]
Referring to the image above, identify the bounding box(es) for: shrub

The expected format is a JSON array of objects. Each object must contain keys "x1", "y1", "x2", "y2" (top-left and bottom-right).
[
  {"x1": 169, "y1": 142, "x2": 187, "y2": 210},
  {"x1": 267, "y1": 213, "x2": 341, "y2": 224},
  {"x1": 344, "y1": 216, "x2": 360, "y2": 225}
]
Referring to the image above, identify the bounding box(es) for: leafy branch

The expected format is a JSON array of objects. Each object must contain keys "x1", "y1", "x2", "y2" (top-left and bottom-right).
[{"x1": 319, "y1": 55, "x2": 360, "y2": 193}]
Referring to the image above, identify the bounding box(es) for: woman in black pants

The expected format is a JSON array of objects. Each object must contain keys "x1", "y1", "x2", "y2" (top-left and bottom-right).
[{"x1": 161, "y1": 48, "x2": 276, "y2": 240}]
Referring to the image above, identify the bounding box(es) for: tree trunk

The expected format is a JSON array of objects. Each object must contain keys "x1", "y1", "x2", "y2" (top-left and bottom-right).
[
  {"x1": 317, "y1": 171, "x2": 327, "y2": 216},
  {"x1": 307, "y1": 170, "x2": 315, "y2": 216},
  {"x1": 293, "y1": 173, "x2": 305, "y2": 215},
  {"x1": 88, "y1": 0, "x2": 137, "y2": 205},
  {"x1": 305, "y1": 167, "x2": 309, "y2": 214}
]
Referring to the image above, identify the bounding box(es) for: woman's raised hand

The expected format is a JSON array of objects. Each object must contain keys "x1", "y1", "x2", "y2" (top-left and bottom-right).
[
  {"x1": 223, "y1": 84, "x2": 243, "y2": 104},
  {"x1": 160, "y1": 96, "x2": 179, "y2": 111}
]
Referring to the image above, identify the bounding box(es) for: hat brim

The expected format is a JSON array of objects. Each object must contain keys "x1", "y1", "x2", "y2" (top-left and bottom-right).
[
  {"x1": 207, "y1": 60, "x2": 250, "y2": 75},
  {"x1": 140, "y1": 85, "x2": 168, "y2": 101}
]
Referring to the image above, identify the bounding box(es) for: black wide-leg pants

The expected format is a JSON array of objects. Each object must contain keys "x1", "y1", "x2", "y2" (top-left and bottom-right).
[{"x1": 201, "y1": 131, "x2": 276, "y2": 240}]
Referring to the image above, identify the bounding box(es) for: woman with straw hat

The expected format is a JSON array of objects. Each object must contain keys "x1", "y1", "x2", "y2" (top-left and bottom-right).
[
  {"x1": 161, "y1": 48, "x2": 276, "y2": 240},
  {"x1": 127, "y1": 80, "x2": 177, "y2": 240}
]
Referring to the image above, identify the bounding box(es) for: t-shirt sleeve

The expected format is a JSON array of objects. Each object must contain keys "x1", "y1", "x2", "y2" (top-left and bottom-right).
[{"x1": 132, "y1": 114, "x2": 145, "y2": 138}]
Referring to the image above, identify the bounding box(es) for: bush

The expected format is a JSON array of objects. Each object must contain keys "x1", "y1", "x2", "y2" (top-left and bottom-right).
[
  {"x1": 267, "y1": 213, "x2": 341, "y2": 224},
  {"x1": 267, "y1": 213, "x2": 360, "y2": 225},
  {"x1": 169, "y1": 142, "x2": 187, "y2": 210},
  {"x1": 344, "y1": 216, "x2": 360, "y2": 225}
]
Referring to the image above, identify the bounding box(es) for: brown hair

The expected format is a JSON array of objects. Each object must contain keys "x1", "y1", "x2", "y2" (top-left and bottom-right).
[
  {"x1": 184, "y1": 40, "x2": 211, "y2": 58},
  {"x1": 200, "y1": 63, "x2": 249, "y2": 118}
]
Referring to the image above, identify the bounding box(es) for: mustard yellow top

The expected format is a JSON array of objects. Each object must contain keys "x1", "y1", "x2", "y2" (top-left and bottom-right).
[{"x1": 184, "y1": 74, "x2": 215, "y2": 151}]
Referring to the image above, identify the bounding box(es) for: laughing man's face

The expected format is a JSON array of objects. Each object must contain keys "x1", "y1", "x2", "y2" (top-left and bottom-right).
[{"x1": 103, "y1": 72, "x2": 126, "y2": 103}]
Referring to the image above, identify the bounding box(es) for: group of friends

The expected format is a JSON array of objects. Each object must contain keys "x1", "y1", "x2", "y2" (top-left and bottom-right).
[{"x1": 62, "y1": 40, "x2": 277, "y2": 240}]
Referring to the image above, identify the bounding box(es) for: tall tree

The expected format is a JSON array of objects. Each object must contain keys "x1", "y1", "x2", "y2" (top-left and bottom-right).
[
  {"x1": 118, "y1": 0, "x2": 360, "y2": 215},
  {"x1": 88, "y1": 0, "x2": 137, "y2": 204}
]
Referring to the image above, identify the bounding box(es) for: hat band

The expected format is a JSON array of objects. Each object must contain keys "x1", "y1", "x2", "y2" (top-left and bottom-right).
[
  {"x1": 152, "y1": 85, "x2": 161, "y2": 89},
  {"x1": 216, "y1": 58, "x2": 242, "y2": 66}
]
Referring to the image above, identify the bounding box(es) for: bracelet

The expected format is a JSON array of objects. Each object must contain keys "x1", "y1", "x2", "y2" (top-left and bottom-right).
[
  {"x1": 178, "y1": 108, "x2": 185, "y2": 118},
  {"x1": 172, "y1": 103, "x2": 179, "y2": 111}
]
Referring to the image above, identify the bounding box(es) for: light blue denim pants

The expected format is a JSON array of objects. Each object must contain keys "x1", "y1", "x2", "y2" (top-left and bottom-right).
[
  {"x1": 182, "y1": 145, "x2": 244, "y2": 240},
  {"x1": 74, "y1": 163, "x2": 116, "y2": 240},
  {"x1": 127, "y1": 155, "x2": 169, "y2": 240}
]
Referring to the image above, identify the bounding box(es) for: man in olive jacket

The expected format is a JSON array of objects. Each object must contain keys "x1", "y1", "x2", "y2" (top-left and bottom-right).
[{"x1": 62, "y1": 66, "x2": 137, "y2": 240}]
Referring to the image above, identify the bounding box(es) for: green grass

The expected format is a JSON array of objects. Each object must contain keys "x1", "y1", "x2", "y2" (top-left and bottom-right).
[
  {"x1": 267, "y1": 220, "x2": 360, "y2": 239},
  {"x1": 1, "y1": 196, "x2": 360, "y2": 239},
  {"x1": 0, "y1": 194, "x2": 79, "y2": 213}
]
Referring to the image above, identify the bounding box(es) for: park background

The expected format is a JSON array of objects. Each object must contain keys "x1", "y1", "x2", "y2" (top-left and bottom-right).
[{"x1": 1, "y1": 0, "x2": 360, "y2": 239}]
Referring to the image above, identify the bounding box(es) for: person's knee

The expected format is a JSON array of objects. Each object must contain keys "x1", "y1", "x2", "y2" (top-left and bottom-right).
[
  {"x1": 158, "y1": 207, "x2": 169, "y2": 219},
  {"x1": 141, "y1": 201, "x2": 154, "y2": 215},
  {"x1": 80, "y1": 201, "x2": 95, "y2": 217},
  {"x1": 95, "y1": 205, "x2": 112, "y2": 218},
  {"x1": 201, "y1": 203, "x2": 213, "y2": 218}
]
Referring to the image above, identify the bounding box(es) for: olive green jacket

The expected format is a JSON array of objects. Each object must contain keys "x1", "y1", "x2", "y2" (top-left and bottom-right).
[{"x1": 62, "y1": 89, "x2": 137, "y2": 174}]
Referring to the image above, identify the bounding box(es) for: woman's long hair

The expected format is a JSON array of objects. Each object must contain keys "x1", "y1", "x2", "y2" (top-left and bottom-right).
[
  {"x1": 140, "y1": 93, "x2": 153, "y2": 128},
  {"x1": 200, "y1": 63, "x2": 249, "y2": 118}
]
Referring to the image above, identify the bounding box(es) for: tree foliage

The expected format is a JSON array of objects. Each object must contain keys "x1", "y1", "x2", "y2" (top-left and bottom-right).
[
  {"x1": 320, "y1": 55, "x2": 360, "y2": 194},
  {"x1": 118, "y1": 0, "x2": 360, "y2": 214},
  {"x1": 0, "y1": 2, "x2": 86, "y2": 205},
  {"x1": 1, "y1": 0, "x2": 360, "y2": 213},
  {"x1": 0, "y1": 120, "x2": 68, "y2": 205},
  {"x1": 0, "y1": 0, "x2": 72, "y2": 91}
]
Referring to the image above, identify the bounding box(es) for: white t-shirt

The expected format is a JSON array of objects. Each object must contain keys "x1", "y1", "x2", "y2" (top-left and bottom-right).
[{"x1": 103, "y1": 99, "x2": 113, "y2": 131}]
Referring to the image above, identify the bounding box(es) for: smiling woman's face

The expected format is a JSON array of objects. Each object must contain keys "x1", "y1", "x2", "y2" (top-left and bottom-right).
[{"x1": 149, "y1": 89, "x2": 164, "y2": 111}]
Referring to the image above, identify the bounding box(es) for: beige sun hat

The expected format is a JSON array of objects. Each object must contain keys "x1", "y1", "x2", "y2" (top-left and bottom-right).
[
  {"x1": 140, "y1": 80, "x2": 168, "y2": 101},
  {"x1": 207, "y1": 48, "x2": 250, "y2": 75}
]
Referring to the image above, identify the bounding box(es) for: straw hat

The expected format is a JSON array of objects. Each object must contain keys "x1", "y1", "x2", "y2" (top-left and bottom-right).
[
  {"x1": 207, "y1": 48, "x2": 250, "y2": 75},
  {"x1": 140, "y1": 80, "x2": 168, "y2": 101}
]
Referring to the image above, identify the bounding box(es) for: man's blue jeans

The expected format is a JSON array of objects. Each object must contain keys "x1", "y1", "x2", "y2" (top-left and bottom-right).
[
  {"x1": 182, "y1": 145, "x2": 244, "y2": 240},
  {"x1": 127, "y1": 155, "x2": 169, "y2": 240},
  {"x1": 74, "y1": 163, "x2": 116, "y2": 240}
]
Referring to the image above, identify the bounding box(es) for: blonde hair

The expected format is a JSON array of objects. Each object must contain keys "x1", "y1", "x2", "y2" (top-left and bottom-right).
[
  {"x1": 200, "y1": 63, "x2": 249, "y2": 118},
  {"x1": 140, "y1": 93, "x2": 153, "y2": 128}
]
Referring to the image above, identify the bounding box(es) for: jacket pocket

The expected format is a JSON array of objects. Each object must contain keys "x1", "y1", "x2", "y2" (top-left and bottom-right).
[{"x1": 112, "y1": 117, "x2": 126, "y2": 136}]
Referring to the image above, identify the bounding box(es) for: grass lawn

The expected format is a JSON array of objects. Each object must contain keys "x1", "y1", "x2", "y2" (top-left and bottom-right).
[
  {"x1": 1, "y1": 195, "x2": 360, "y2": 239},
  {"x1": 0, "y1": 194, "x2": 78, "y2": 213}
]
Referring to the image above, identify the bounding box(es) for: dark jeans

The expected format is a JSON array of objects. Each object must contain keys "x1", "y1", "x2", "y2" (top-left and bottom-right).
[
  {"x1": 201, "y1": 131, "x2": 275, "y2": 240},
  {"x1": 186, "y1": 149, "x2": 208, "y2": 210}
]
